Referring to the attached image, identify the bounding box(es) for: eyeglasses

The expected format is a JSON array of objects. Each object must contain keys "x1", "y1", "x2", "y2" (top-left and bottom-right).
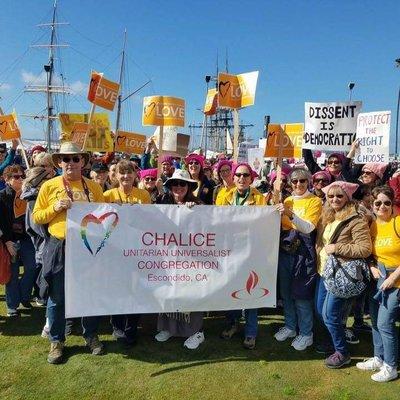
[
  {"x1": 144, "y1": 177, "x2": 156, "y2": 182},
  {"x1": 328, "y1": 160, "x2": 340, "y2": 165},
  {"x1": 12, "y1": 174, "x2": 25, "y2": 180},
  {"x1": 373, "y1": 200, "x2": 392, "y2": 207},
  {"x1": 171, "y1": 181, "x2": 188, "y2": 187},
  {"x1": 234, "y1": 173, "x2": 251, "y2": 178},
  {"x1": 188, "y1": 161, "x2": 200, "y2": 166},
  {"x1": 327, "y1": 194, "x2": 344, "y2": 199},
  {"x1": 62, "y1": 156, "x2": 81, "y2": 163},
  {"x1": 313, "y1": 178, "x2": 329, "y2": 184},
  {"x1": 291, "y1": 179, "x2": 307, "y2": 184}
]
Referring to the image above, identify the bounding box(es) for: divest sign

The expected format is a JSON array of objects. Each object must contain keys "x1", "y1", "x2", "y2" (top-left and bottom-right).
[
  {"x1": 142, "y1": 96, "x2": 185, "y2": 127},
  {"x1": 65, "y1": 203, "x2": 280, "y2": 317}
]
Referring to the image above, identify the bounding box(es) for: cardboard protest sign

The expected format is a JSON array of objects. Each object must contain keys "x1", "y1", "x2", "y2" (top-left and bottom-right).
[
  {"x1": 87, "y1": 71, "x2": 120, "y2": 111},
  {"x1": 248, "y1": 147, "x2": 264, "y2": 174},
  {"x1": 82, "y1": 113, "x2": 114, "y2": 152},
  {"x1": 0, "y1": 114, "x2": 21, "y2": 140},
  {"x1": 303, "y1": 101, "x2": 362, "y2": 151},
  {"x1": 238, "y1": 141, "x2": 258, "y2": 162},
  {"x1": 115, "y1": 131, "x2": 147, "y2": 154},
  {"x1": 176, "y1": 133, "x2": 190, "y2": 157},
  {"x1": 71, "y1": 123, "x2": 89, "y2": 149},
  {"x1": 59, "y1": 113, "x2": 86, "y2": 140},
  {"x1": 204, "y1": 88, "x2": 218, "y2": 115},
  {"x1": 142, "y1": 96, "x2": 185, "y2": 127},
  {"x1": 265, "y1": 123, "x2": 303, "y2": 158},
  {"x1": 354, "y1": 111, "x2": 390, "y2": 164},
  {"x1": 218, "y1": 71, "x2": 258, "y2": 109}
]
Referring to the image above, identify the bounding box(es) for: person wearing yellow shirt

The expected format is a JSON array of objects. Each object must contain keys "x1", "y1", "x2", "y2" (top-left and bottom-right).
[
  {"x1": 274, "y1": 167, "x2": 322, "y2": 351},
  {"x1": 357, "y1": 186, "x2": 400, "y2": 382},
  {"x1": 219, "y1": 163, "x2": 265, "y2": 350},
  {"x1": 32, "y1": 142, "x2": 105, "y2": 365},
  {"x1": 104, "y1": 160, "x2": 150, "y2": 346},
  {"x1": 213, "y1": 160, "x2": 235, "y2": 205}
]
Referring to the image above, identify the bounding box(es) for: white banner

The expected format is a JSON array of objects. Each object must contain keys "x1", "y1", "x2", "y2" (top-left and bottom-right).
[
  {"x1": 65, "y1": 203, "x2": 280, "y2": 317},
  {"x1": 303, "y1": 101, "x2": 362, "y2": 151},
  {"x1": 354, "y1": 111, "x2": 390, "y2": 164}
]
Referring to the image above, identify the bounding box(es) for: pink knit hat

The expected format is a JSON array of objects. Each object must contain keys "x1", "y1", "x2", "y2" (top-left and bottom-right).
[
  {"x1": 362, "y1": 163, "x2": 387, "y2": 179},
  {"x1": 312, "y1": 170, "x2": 332, "y2": 183},
  {"x1": 233, "y1": 163, "x2": 259, "y2": 183},
  {"x1": 269, "y1": 170, "x2": 288, "y2": 184},
  {"x1": 214, "y1": 159, "x2": 233, "y2": 174},
  {"x1": 322, "y1": 181, "x2": 359, "y2": 200},
  {"x1": 159, "y1": 154, "x2": 174, "y2": 165},
  {"x1": 139, "y1": 168, "x2": 158, "y2": 180},
  {"x1": 185, "y1": 153, "x2": 205, "y2": 168}
]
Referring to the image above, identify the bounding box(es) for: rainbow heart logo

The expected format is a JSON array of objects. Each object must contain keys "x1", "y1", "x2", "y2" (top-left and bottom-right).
[{"x1": 80, "y1": 212, "x2": 119, "y2": 256}]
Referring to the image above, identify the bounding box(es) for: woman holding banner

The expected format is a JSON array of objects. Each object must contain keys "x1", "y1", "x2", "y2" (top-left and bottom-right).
[
  {"x1": 356, "y1": 186, "x2": 400, "y2": 382},
  {"x1": 274, "y1": 167, "x2": 322, "y2": 351},
  {"x1": 219, "y1": 162, "x2": 265, "y2": 349},
  {"x1": 316, "y1": 181, "x2": 371, "y2": 368},
  {"x1": 154, "y1": 169, "x2": 204, "y2": 349},
  {"x1": 104, "y1": 160, "x2": 151, "y2": 346}
]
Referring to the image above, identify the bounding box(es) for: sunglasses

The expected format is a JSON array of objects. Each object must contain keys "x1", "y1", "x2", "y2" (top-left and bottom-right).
[
  {"x1": 12, "y1": 174, "x2": 25, "y2": 180},
  {"x1": 171, "y1": 181, "x2": 188, "y2": 187},
  {"x1": 328, "y1": 160, "x2": 340, "y2": 165},
  {"x1": 144, "y1": 177, "x2": 156, "y2": 182},
  {"x1": 313, "y1": 178, "x2": 329, "y2": 184},
  {"x1": 62, "y1": 156, "x2": 81, "y2": 163},
  {"x1": 373, "y1": 200, "x2": 392, "y2": 207},
  {"x1": 234, "y1": 173, "x2": 251, "y2": 178},
  {"x1": 291, "y1": 179, "x2": 307, "y2": 184},
  {"x1": 327, "y1": 194, "x2": 344, "y2": 199},
  {"x1": 362, "y1": 170, "x2": 373, "y2": 175},
  {"x1": 188, "y1": 161, "x2": 200, "y2": 166}
]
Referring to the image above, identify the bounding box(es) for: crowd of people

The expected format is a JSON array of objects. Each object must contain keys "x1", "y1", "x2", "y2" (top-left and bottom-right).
[{"x1": 0, "y1": 137, "x2": 400, "y2": 383}]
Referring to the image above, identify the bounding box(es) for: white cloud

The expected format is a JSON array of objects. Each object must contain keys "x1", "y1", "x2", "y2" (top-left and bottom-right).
[
  {"x1": 0, "y1": 83, "x2": 12, "y2": 91},
  {"x1": 70, "y1": 80, "x2": 87, "y2": 94}
]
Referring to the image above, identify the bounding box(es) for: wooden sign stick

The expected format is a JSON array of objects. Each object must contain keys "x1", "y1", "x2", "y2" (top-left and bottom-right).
[
  {"x1": 157, "y1": 125, "x2": 164, "y2": 179},
  {"x1": 272, "y1": 125, "x2": 284, "y2": 204},
  {"x1": 232, "y1": 109, "x2": 240, "y2": 162}
]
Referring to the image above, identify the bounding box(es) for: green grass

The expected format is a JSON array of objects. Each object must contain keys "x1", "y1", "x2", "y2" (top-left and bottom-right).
[{"x1": 1, "y1": 286, "x2": 399, "y2": 400}]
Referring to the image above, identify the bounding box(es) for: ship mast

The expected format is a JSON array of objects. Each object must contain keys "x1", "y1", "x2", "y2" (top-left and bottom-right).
[{"x1": 115, "y1": 29, "x2": 127, "y2": 133}]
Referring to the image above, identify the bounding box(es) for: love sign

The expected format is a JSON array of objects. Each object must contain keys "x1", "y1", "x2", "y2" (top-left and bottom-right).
[
  {"x1": 115, "y1": 131, "x2": 147, "y2": 154},
  {"x1": 142, "y1": 96, "x2": 185, "y2": 127},
  {"x1": 87, "y1": 71, "x2": 120, "y2": 111}
]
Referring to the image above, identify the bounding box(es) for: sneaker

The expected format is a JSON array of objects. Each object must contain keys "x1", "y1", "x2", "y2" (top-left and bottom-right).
[
  {"x1": 20, "y1": 301, "x2": 33, "y2": 309},
  {"x1": 353, "y1": 321, "x2": 372, "y2": 333},
  {"x1": 85, "y1": 335, "x2": 104, "y2": 355},
  {"x1": 183, "y1": 332, "x2": 205, "y2": 349},
  {"x1": 220, "y1": 322, "x2": 239, "y2": 340},
  {"x1": 371, "y1": 363, "x2": 398, "y2": 382},
  {"x1": 274, "y1": 326, "x2": 296, "y2": 342},
  {"x1": 291, "y1": 334, "x2": 313, "y2": 351},
  {"x1": 41, "y1": 326, "x2": 50, "y2": 339},
  {"x1": 325, "y1": 351, "x2": 351, "y2": 369},
  {"x1": 243, "y1": 336, "x2": 256, "y2": 350},
  {"x1": 7, "y1": 309, "x2": 19, "y2": 317},
  {"x1": 47, "y1": 342, "x2": 64, "y2": 364},
  {"x1": 35, "y1": 298, "x2": 47, "y2": 307},
  {"x1": 155, "y1": 330, "x2": 172, "y2": 342},
  {"x1": 356, "y1": 356, "x2": 383, "y2": 371},
  {"x1": 345, "y1": 328, "x2": 360, "y2": 344}
]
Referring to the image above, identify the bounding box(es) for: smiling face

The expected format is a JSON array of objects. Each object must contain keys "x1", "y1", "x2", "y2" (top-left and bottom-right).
[
  {"x1": 58, "y1": 154, "x2": 85, "y2": 181},
  {"x1": 361, "y1": 168, "x2": 378, "y2": 185},
  {"x1": 162, "y1": 162, "x2": 172, "y2": 176},
  {"x1": 5, "y1": 167, "x2": 25, "y2": 192},
  {"x1": 327, "y1": 156, "x2": 342, "y2": 174},
  {"x1": 290, "y1": 174, "x2": 309, "y2": 196},
  {"x1": 312, "y1": 174, "x2": 329, "y2": 191},
  {"x1": 327, "y1": 186, "x2": 348, "y2": 212},
  {"x1": 233, "y1": 165, "x2": 252, "y2": 192},
  {"x1": 117, "y1": 170, "x2": 136, "y2": 190},
  {"x1": 373, "y1": 192, "x2": 393, "y2": 221},
  {"x1": 171, "y1": 180, "x2": 189, "y2": 202},
  {"x1": 188, "y1": 160, "x2": 201, "y2": 178}
]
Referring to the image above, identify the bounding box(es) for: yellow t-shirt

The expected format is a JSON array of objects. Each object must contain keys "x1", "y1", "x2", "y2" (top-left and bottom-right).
[
  {"x1": 318, "y1": 220, "x2": 341, "y2": 275},
  {"x1": 215, "y1": 185, "x2": 236, "y2": 206},
  {"x1": 103, "y1": 187, "x2": 151, "y2": 205},
  {"x1": 281, "y1": 193, "x2": 322, "y2": 231},
  {"x1": 371, "y1": 217, "x2": 400, "y2": 287},
  {"x1": 219, "y1": 187, "x2": 266, "y2": 206},
  {"x1": 32, "y1": 176, "x2": 104, "y2": 240}
]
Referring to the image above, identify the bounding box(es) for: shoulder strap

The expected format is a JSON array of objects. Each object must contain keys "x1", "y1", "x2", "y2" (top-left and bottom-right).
[
  {"x1": 329, "y1": 215, "x2": 358, "y2": 244},
  {"x1": 394, "y1": 216, "x2": 400, "y2": 239}
]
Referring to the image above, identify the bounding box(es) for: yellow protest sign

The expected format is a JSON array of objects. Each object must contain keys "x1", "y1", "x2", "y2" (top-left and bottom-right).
[
  {"x1": 142, "y1": 96, "x2": 185, "y2": 127},
  {"x1": 265, "y1": 123, "x2": 303, "y2": 158},
  {"x1": 59, "y1": 113, "x2": 86, "y2": 140},
  {"x1": 0, "y1": 114, "x2": 21, "y2": 140},
  {"x1": 218, "y1": 71, "x2": 258, "y2": 109},
  {"x1": 82, "y1": 114, "x2": 114, "y2": 152},
  {"x1": 71, "y1": 122, "x2": 89, "y2": 149},
  {"x1": 87, "y1": 71, "x2": 120, "y2": 111},
  {"x1": 203, "y1": 88, "x2": 218, "y2": 115},
  {"x1": 115, "y1": 131, "x2": 147, "y2": 154}
]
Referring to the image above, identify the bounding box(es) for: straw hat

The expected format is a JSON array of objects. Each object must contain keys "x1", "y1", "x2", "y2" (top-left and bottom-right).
[
  {"x1": 164, "y1": 169, "x2": 198, "y2": 191},
  {"x1": 51, "y1": 142, "x2": 89, "y2": 168}
]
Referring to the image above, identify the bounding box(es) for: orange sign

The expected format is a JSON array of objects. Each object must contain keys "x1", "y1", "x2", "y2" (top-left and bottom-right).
[
  {"x1": 203, "y1": 88, "x2": 218, "y2": 115},
  {"x1": 87, "y1": 71, "x2": 120, "y2": 111},
  {"x1": 71, "y1": 122, "x2": 89, "y2": 149},
  {"x1": 0, "y1": 114, "x2": 21, "y2": 140},
  {"x1": 265, "y1": 123, "x2": 303, "y2": 158},
  {"x1": 142, "y1": 96, "x2": 185, "y2": 127},
  {"x1": 115, "y1": 131, "x2": 147, "y2": 154},
  {"x1": 218, "y1": 71, "x2": 258, "y2": 109}
]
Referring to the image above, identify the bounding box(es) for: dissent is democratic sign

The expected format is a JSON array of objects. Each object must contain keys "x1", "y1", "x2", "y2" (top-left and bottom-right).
[
  {"x1": 303, "y1": 101, "x2": 362, "y2": 151},
  {"x1": 65, "y1": 203, "x2": 280, "y2": 317}
]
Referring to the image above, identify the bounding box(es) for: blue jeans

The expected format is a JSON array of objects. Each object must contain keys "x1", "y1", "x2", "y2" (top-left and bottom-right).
[
  {"x1": 369, "y1": 280, "x2": 400, "y2": 368},
  {"x1": 47, "y1": 269, "x2": 100, "y2": 343},
  {"x1": 322, "y1": 291, "x2": 349, "y2": 355},
  {"x1": 226, "y1": 309, "x2": 258, "y2": 338},
  {"x1": 278, "y1": 250, "x2": 313, "y2": 336},
  {"x1": 5, "y1": 237, "x2": 37, "y2": 312}
]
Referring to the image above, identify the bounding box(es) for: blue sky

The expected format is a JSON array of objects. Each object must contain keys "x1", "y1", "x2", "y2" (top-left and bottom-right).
[{"x1": 0, "y1": 0, "x2": 399, "y2": 152}]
